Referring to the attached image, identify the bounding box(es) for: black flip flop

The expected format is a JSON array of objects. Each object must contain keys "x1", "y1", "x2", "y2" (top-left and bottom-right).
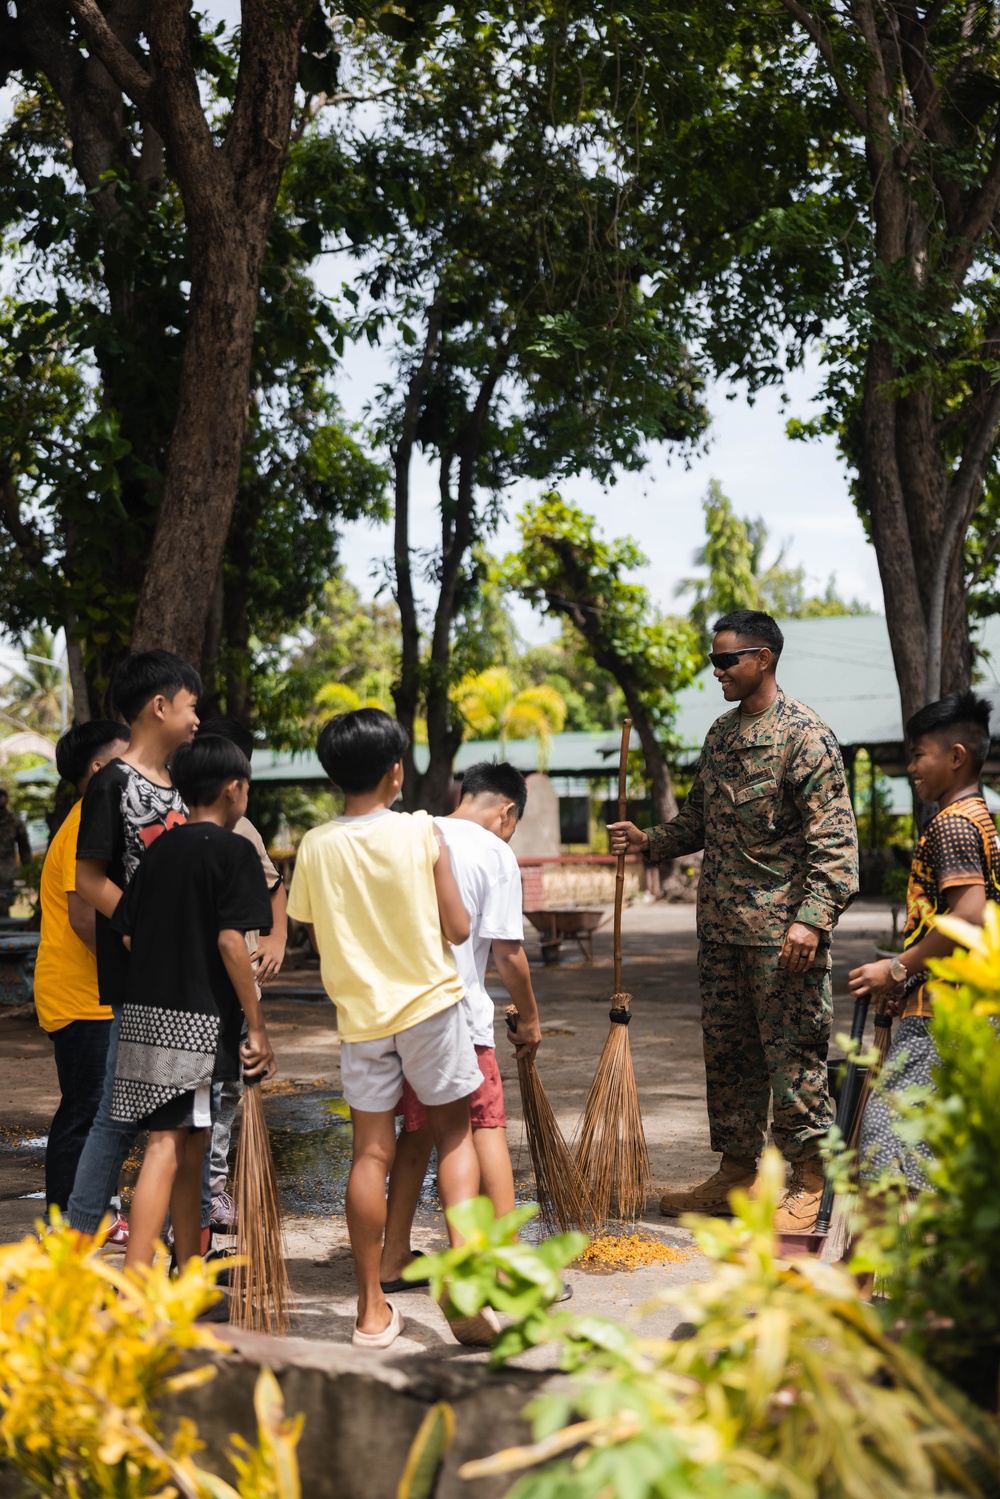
[{"x1": 380, "y1": 1249, "x2": 430, "y2": 1293}]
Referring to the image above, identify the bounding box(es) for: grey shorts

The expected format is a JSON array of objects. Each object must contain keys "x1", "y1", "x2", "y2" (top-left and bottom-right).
[{"x1": 340, "y1": 1002, "x2": 483, "y2": 1114}]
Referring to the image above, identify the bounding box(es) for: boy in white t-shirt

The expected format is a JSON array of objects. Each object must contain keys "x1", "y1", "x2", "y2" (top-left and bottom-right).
[{"x1": 380, "y1": 762, "x2": 542, "y2": 1291}]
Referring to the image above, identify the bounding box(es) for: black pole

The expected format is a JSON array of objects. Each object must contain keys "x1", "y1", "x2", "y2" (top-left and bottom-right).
[{"x1": 814, "y1": 992, "x2": 870, "y2": 1235}]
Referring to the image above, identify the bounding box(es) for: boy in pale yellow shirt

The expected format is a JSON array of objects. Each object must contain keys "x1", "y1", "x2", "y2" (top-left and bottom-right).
[{"x1": 288, "y1": 709, "x2": 493, "y2": 1351}]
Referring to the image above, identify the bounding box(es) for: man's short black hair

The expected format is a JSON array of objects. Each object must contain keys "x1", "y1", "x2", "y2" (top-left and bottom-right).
[
  {"x1": 111, "y1": 650, "x2": 202, "y2": 724},
  {"x1": 460, "y1": 761, "x2": 529, "y2": 819},
  {"x1": 56, "y1": 720, "x2": 130, "y2": 786},
  {"x1": 316, "y1": 709, "x2": 409, "y2": 795},
  {"x1": 198, "y1": 716, "x2": 254, "y2": 762},
  {"x1": 907, "y1": 691, "x2": 992, "y2": 775},
  {"x1": 713, "y1": 609, "x2": 784, "y2": 661},
  {"x1": 170, "y1": 734, "x2": 250, "y2": 807}
]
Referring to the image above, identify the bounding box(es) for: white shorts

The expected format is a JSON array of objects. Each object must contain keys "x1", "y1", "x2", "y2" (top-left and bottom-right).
[{"x1": 339, "y1": 1002, "x2": 483, "y2": 1114}]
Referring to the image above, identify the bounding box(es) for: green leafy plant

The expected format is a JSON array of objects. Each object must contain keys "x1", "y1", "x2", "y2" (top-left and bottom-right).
[
  {"x1": 456, "y1": 1157, "x2": 1000, "y2": 1499},
  {"x1": 396, "y1": 1403, "x2": 455, "y2": 1499},
  {"x1": 0, "y1": 1219, "x2": 302, "y2": 1497},
  {"x1": 853, "y1": 909, "x2": 1000, "y2": 1399},
  {"x1": 403, "y1": 1197, "x2": 586, "y2": 1365}
]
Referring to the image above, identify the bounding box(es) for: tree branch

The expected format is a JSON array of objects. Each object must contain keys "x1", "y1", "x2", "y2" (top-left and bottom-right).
[
  {"x1": 225, "y1": 0, "x2": 305, "y2": 181},
  {"x1": 0, "y1": 474, "x2": 47, "y2": 573},
  {"x1": 926, "y1": 378, "x2": 1000, "y2": 698},
  {"x1": 944, "y1": 129, "x2": 1000, "y2": 289},
  {"x1": 777, "y1": 0, "x2": 868, "y2": 131},
  {"x1": 65, "y1": 0, "x2": 157, "y2": 121},
  {"x1": 145, "y1": 0, "x2": 219, "y2": 205}
]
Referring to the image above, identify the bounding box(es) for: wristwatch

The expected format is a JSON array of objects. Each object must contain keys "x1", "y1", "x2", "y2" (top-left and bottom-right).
[{"x1": 888, "y1": 956, "x2": 908, "y2": 984}]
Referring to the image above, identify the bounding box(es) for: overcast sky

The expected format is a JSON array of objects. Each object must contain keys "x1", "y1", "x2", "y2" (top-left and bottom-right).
[{"x1": 327, "y1": 326, "x2": 883, "y2": 640}]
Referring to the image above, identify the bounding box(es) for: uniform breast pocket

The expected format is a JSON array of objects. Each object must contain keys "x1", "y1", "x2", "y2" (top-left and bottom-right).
[{"x1": 732, "y1": 776, "x2": 779, "y2": 842}]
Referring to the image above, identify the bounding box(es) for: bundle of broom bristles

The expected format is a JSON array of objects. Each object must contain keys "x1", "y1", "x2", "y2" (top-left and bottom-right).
[
  {"x1": 506, "y1": 1005, "x2": 594, "y2": 1231},
  {"x1": 575, "y1": 992, "x2": 650, "y2": 1224}
]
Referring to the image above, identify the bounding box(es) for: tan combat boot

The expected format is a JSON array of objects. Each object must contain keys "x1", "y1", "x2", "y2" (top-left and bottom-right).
[
  {"x1": 772, "y1": 1157, "x2": 825, "y2": 1233},
  {"x1": 659, "y1": 1155, "x2": 758, "y2": 1217}
]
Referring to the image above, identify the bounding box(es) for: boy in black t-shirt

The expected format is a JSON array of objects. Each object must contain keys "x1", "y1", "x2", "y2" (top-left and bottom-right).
[
  {"x1": 112, "y1": 735, "x2": 275, "y2": 1271},
  {"x1": 68, "y1": 649, "x2": 202, "y2": 1239}
]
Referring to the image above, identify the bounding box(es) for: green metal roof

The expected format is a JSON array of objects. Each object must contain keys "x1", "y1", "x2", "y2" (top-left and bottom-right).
[{"x1": 250, "y1": 731, "x2": 625, "y2": 784}]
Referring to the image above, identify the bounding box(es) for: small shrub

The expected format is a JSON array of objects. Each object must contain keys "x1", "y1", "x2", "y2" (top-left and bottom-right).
[
  {"x1": 0, "y1": 1219, "x2": 301, "y2": 1497},
  {"x1": 456, "y1": 1159, "x2": 1000, "y2": 1499},
  {"x1": 854, "y1": 908, "x2": 1000, "y2": 1401}
]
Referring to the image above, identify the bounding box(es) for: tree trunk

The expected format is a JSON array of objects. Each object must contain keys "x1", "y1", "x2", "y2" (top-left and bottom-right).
[
  {"x1": 859, "y1": 345, "x2": 931, "y2": 727},
  {"x1": 64, "y1": 612, "x2": 94, "y2": 725},
  {"x1": 783, "y1": 0, "x2": 1000, "y2": 727},
  {"x1": 413, "y1": 371, "x2": 502, "y2": 813},
  {"x1": 391, "y1": 306, "x2": 443, "y2": 806},
  {"x1": 131, "y1": 232, "x2": 263, "y2": 662},
  {"x1": 536, "y1": 538, "x2": 682, "y2": 827},
  {"x1": 68, "y1": 0, "x2": 308, "y2": 669}
]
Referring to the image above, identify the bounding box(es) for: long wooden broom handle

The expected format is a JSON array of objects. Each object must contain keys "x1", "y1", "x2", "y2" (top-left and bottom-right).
[{"x1": 613, "y1": 718, "x2": 632, "y2": 994}]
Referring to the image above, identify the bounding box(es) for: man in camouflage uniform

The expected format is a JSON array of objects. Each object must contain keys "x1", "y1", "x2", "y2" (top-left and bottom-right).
[
  {"x1": 0, "y1": 787, "x2": 31, "y2": 917},
  {"x1": 609, "y1": 609, "x2": 858, "y2": 1230}
]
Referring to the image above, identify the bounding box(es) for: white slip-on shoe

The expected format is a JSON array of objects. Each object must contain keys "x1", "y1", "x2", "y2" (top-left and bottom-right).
[
  {"x1": 445, "y1": 1303, "x2": 501, "y2": 1347},
  {"x1": 352, "y1": 1302, "x2": 404, "y2": 1350}
]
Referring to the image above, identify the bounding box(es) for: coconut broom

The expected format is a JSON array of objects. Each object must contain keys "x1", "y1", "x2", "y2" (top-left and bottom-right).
[
  {"x1": 231, "y1": 1073, "x2": 291, "y2": 1334},
  {"x1": 505, "y1": 1006, "x2": 595, "y2": 1232},
  {"x1": 575, "y1": 718, "x2": 651, "y2": 1224}
]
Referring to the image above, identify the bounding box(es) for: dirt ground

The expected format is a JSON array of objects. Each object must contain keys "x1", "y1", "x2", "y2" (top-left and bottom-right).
[{"x1": 0, "y1": 898, "x2": 892, "y2": 1364}]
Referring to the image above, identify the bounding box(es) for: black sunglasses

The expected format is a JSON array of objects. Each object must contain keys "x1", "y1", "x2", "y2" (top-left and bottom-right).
[{"x1": 709, "y1": 647, "x2": 764, "y2": 670}]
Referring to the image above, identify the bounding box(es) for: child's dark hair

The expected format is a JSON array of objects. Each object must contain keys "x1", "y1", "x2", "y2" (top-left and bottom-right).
[
  {"x1": 55, "y1": 720, "x2": 130, "y2": 786},
  {"x1": 460, "y1": 761, "x2": 528, "y2": 819},
  {"x1": 317, "y1": 709, "x2": 409, "y2": 794},
  {"x1": 713, "y1": 609, "x2": 784, "y2": 662},
  {"x1": 111, "y1": 650, "x2": 202, "y2": 724},
  {"x1": 907, "y1": 691, "x2": 992, "y2": 774},
  {"x1": 198, "y1": 716, "x2": 254, "y2": 762},
  {"x1": 170, "y1": 735, "x2": 250, "y2": 807}
]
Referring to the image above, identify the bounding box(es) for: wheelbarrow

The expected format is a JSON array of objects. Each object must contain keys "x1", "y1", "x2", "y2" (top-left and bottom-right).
[
  {"x1": 524, "y1": 908, "x2": 608, "y2": 964},
  {"x1": 0, "y1": 932, "x2": 40, "y2": 1007}
]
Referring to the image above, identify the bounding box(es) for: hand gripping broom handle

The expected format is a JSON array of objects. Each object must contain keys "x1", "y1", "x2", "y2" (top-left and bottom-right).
[{"x1": 613, "y1": 718, "x2": 632, "y2": 995}]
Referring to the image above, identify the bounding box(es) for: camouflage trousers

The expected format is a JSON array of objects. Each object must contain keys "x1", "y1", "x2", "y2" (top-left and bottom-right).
[{"x1": 698, "y1": 941, "x2": 834, "y2": 1163}]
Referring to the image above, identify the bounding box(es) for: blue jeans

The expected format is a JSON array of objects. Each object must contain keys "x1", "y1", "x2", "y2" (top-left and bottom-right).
[
  {"x1": 67, "y1": 1005, "x2": 137, "y2": 1234},
  {"x1": 200, "y1": 1076, "x2": 243, "y2": 1226},
  {"x1": 47, "y1": 1018, "x2": 113, "y2": 1214}
]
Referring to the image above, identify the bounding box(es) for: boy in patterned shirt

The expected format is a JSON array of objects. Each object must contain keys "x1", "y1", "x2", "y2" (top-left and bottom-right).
[
  {"x1": 67, "y1": 650, "x2": 201, "y2": 1239},
  {"x1": 110, "y1": 735, "x2": 274, "y2": 1272},
  {"x1": 849, "y1": 690, "x2": 1000, "y2": 1188}
]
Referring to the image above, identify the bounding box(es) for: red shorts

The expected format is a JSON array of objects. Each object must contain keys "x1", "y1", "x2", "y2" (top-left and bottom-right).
[{"x1": 401, "y1": 1044, "x2": 506, "y2": 1132}]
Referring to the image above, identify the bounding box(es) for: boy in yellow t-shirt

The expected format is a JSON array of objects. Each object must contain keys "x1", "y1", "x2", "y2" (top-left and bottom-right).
[
  {"x1": 288, "y1": 709, "x2": 491, "y2": 1352},
  {"x1": 36, "y1": 721, "x2": 130, "y2": 1219}
]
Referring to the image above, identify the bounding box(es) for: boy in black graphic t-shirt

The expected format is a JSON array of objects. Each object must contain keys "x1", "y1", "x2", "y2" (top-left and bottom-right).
[
  {"x1": 67, "y1": 650, "x2": 201, "y2": 1238},
  {"x1": 111, "y1": 735, "x2": 274, "y2": 1272}
]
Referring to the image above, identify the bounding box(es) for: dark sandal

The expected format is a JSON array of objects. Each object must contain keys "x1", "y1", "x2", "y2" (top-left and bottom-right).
[{"x1": 380, "y1": 1249, "x2": 430, "y2": 1293}]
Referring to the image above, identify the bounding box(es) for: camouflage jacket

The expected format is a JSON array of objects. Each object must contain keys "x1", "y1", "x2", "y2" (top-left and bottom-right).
[{"x1": 647, "y1": 691, "x2": 859, "y2": 946}]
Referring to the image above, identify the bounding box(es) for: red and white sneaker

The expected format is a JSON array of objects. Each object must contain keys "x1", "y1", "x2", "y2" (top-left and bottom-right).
[{"x1": 102, "y1": 1214, "x2": 129, "y2": 1247}]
